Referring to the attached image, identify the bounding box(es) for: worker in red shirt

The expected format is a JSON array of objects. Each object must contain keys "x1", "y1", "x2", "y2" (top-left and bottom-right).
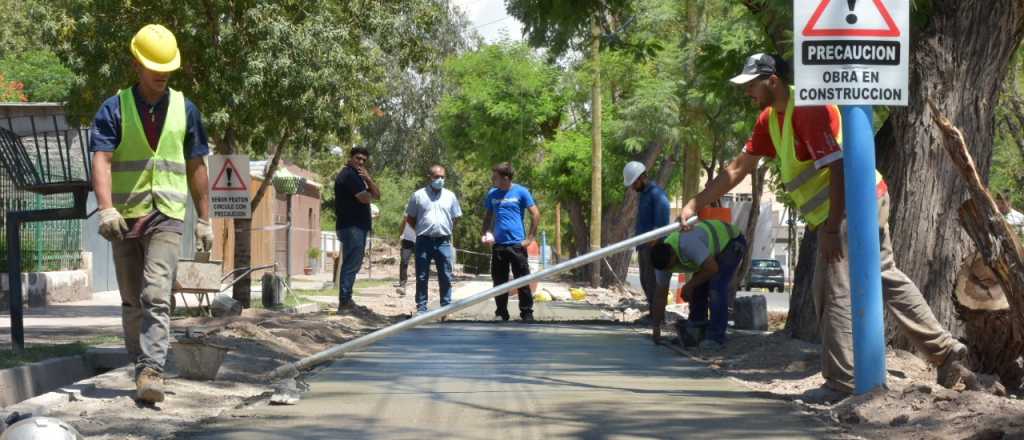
[{"x1": 676, "y1": 53, "x2": 967, "y2": 401}]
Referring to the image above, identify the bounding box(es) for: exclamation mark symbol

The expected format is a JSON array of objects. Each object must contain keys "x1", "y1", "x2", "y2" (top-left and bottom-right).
[
  {"x1": 226, "y1": 168, "x2": 233, "y2": 187},
  {"x1": 846, "y1": 0, "x2": 858, "y2": 24}
]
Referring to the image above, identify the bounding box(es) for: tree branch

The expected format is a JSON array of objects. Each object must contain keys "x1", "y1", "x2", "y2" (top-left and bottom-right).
[{"x1": 251, "y1": 127, "x2": 294, "y2": 208}]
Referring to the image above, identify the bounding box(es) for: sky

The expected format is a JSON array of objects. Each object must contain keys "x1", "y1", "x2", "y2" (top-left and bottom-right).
[{"x1": 452, "y1": 0, "x2": 524, "y2": 43}]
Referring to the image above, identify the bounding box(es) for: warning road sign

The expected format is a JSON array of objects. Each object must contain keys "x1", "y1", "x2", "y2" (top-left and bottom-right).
[
  {"x1": 803, "y1": 0, "x2": 899, "y2": 37},
  {"x1": 211, "y1": 158, "x2": 248, "y2": 191},
  {"x1": 209, "y1": 154, "x2": 252, "y2": 218},
  {"x1": 794, "y1": 0, "x2": 909, "y2": 106}
]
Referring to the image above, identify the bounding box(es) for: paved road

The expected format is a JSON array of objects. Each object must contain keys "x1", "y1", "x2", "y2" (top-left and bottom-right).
[{"x1": 183, "y1": 299, "x2": 825, "y2": 439}]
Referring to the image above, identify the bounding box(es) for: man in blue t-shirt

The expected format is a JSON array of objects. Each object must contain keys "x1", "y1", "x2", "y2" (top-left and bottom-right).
[
  {"x1": 482, "y1": 162, "x2": 541, "y2": 322},
  {"x1": 333, "y1": 146, "x2": 381, "y2": 312}
]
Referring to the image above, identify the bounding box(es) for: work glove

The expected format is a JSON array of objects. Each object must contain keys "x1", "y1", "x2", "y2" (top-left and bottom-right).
[
  {"x1": 98, "y1": 208, "x2": 128, "y2": 242},
  {"x1": 195, "y1": 218, "x2": 214, "y2": 252}
]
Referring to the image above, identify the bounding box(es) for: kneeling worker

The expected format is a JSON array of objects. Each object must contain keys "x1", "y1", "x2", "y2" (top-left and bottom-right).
[{"x1": 650, "y1": 220, "x2": 746, "y2": 350}]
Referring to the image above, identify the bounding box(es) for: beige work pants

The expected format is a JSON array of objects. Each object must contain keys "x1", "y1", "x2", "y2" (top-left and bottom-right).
[
  {"x1": 112, "y1": 230, "x2": 181, "y2": 376},
  {"x1": 812, "y1": 193, "x2": 956, "y2": 392}
]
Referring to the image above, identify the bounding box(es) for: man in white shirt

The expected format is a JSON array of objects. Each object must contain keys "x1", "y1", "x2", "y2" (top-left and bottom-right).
[{"x1": 405, "y1": 165, "x2": 462, "y2": 314}]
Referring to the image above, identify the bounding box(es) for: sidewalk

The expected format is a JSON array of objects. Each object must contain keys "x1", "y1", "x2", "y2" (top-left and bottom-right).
[{"x1": 0, "y1": 291, "x2": 123, "y2": 346}]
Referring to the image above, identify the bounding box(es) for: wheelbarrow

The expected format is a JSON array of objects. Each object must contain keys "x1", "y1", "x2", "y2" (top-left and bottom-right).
[{"x1": 171, "y1": 252, "x2": 281, "y2": 316}]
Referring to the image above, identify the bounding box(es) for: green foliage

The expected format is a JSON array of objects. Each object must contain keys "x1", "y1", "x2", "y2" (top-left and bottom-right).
[
  {"x1": 0, "y1": 0, "x2": 53, "y2": 57},
  {"x1": 48, "y1": 0, "x2": 456, "y2": 158},
  {"x1": 438, "y1": 42, "x2": 565, "y2": 169},
  {"x1": 360, "y1": 6, "x2": 474, "y2": 175},
  {"x1": 989, "y1": 137, "x2": 1023, "y2": 208},
  {"x1": 0, "y1": 50, "x2": 76, "y2": 102},
  {"x1": 535, "y1": 129, "x2": 592, "y2": 202},
  {"x1": 506, "y1": 0, "x2": 639, "y2": 57},
  {"x1": 369, "y1": 169, "x2": 421, "y2": 241}
]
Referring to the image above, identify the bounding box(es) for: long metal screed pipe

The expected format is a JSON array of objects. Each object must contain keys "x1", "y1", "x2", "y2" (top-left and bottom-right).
[{"x1": 269, "y1": 218, "x2": 697, "y2": 379}]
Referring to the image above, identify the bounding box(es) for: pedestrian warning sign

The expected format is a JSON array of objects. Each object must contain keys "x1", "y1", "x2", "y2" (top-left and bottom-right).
[
  {"x1": 211, "y1": 158, "x2": 248, "y2": 191},
  {"x1": 803, "y1": 0, "x2": 899, "y2": 37},
  {"x1": 209, "y1": 154, "x2": 252, "y2": 218},
  {"x1": 794, "y1": 0, "x2": 909, "y2": 106}
]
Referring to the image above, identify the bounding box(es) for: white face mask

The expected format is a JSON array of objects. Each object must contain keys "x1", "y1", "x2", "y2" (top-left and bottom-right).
[{"x1": 430, "y1": 177, "x2": 444, "y2": 190}]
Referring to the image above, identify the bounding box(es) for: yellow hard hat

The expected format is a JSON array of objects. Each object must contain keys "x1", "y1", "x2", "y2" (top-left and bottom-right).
[{"x1": 130, "y1": 24, "x2": 180, "y2": 72}]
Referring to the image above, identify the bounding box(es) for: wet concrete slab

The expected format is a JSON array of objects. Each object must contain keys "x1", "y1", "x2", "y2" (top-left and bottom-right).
[{"x1": 184, "y1": 316, "x2": 827, "y2": 439}]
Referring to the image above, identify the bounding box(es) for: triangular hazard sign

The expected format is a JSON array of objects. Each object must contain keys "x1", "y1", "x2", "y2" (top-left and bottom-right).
[
  {"x1": 803, "y1": 0, "x2": 900, "y2": 37},
  {"x1": 211, "y1": 158, "x2": 248, "y2": 191}
]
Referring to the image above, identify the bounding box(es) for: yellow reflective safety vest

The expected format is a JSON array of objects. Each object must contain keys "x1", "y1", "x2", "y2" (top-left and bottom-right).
[
  {"x1": 768, "y1": 87, "x2": 882, "y2": 227},
  {"x1": 663, "y1": 220, "x2": 740, "y2": 274},
  {"x1": 111, "y1": 87, "x2": 189, "y2": 220}
]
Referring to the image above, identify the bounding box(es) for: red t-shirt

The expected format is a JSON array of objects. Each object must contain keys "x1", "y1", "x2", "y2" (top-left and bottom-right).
[
  {"x1": 744, "y1": 105, "x2": 888, "y2": 196},
  {"x1": 744, "y1": 105, "x2": 843, "y2": 169}
]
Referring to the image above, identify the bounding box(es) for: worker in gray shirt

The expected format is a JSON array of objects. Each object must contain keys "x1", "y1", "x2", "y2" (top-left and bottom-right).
[
  {"x1": 650, "y1": 220, "x2": 746, "y2": 349},
  {"x1": 404, "y1": 164, "x2": 462, "y2": 314}
]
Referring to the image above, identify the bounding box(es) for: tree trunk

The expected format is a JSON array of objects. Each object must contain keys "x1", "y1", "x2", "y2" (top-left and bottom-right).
[
  {"x1": 589, "y1": 17, "x2": 603, "y2": 288},
  {"x1": 933, "y1": 109, "x2": 1024, "y2": 391},
  {"x1": 565, "y1": 199, "x2": 590, "y2": 280},
  {"x1": 680, "y1": 142, "x2": 701, "y2": 212},
  {"x1": 875, "y1": 1, "x2": 1024, "y2": 349},
  {"x1": 598, "y1": 142, "x2": 669, "y2": 286},
  {"x1": 231, "y1": 139, "x2": 288, "y2": 307},
  {"x1": 732, "y1": 166, "x2": 767, "y2": 298},
  {"x1": 785, "y1": 226, "x2": 819, "y2": 342}
]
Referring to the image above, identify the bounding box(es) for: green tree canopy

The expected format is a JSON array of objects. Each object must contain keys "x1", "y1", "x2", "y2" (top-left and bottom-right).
[
  {"x1": 437, "y1": 41, "x2": 566, "y2": 171},
  {"x1": 0, "y1": 50, "x2": 75, "y2": 102}
]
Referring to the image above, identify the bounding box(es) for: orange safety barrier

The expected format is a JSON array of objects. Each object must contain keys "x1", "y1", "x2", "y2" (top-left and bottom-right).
[
  {"x1": 675, "y1": 273, "x2": 687, "y2": 304},
  {"x1": 698, "y1": 207, "x2": 732, "y2": 223}
]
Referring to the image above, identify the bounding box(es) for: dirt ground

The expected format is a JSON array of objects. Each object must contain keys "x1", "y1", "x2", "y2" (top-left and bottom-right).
[
  {"x1": 583, "y1": 285, "x2": 1024, "y2": 440},
  {"x1": 39, "y1": 270, "x2": 415, "y2": 439}
]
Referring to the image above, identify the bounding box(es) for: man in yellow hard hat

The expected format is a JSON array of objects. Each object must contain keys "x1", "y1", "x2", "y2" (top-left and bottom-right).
[{"x1": 88, "y1": 24, "x2": 212, "y2": 404}]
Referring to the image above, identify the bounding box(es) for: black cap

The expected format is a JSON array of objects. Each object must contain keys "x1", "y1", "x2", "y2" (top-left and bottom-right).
[{"x1": 730, "y1": 53, "x2": 789, "y2": 85}]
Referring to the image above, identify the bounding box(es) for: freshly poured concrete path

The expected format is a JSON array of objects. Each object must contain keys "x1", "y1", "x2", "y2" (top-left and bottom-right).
[{"x1": 186, "y1": 298, "x2": 825, "y2": 439}]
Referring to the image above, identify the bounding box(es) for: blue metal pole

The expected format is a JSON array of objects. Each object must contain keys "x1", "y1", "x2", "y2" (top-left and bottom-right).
[{"x1": 840, "y1": 105, "x2": 886, "y2": 393}]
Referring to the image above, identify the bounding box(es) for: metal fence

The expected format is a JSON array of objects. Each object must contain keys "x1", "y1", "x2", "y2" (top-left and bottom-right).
[{"x1": 0, "y1": 112, "x2": 88, "y2": 273}]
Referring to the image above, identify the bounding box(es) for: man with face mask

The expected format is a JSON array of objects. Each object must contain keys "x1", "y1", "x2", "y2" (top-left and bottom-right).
[{"x1": 404, "y1": 164, "x2": 463, "y2": 315}]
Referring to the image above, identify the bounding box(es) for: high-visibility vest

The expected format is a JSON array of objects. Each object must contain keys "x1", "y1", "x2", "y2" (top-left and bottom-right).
[
  {"x1": 111, "y1": 87, "x2": 189, "y2": 220},
  {"x1": 664, "y1": 220, "x2": 740, "y2": 273},
  {"x1": 769, "y1": 87, "x2": 882, "y2": 227}
]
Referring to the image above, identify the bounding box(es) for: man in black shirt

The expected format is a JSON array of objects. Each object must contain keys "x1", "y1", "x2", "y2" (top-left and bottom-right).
[{"x1": 333, "y1": 147, "x2": 380, "y2": 311}]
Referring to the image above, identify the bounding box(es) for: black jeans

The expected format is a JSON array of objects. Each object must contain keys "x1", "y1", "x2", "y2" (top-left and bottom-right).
[
  {"x1": 398, "y1": 239, "x2": 415, "y2": 286},
  {"x1": 491, "y1": 244, "x2": 533, "y2": 316}
]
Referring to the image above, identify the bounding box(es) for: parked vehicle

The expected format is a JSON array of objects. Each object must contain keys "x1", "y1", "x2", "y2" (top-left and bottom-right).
[{"x1": 743, "y1": 259, "x2": 785, "y2": 292}]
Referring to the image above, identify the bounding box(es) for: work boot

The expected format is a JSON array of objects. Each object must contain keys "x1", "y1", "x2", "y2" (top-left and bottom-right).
[
  {"x1": 937, "y1": 342, "x2": 969, "y2": 388},
  {"x1": 337, "y1": 299, "x2": 357, "y2": 314},
  {"x1": 697, "y1": 339, "x2": 723, "y2": 352},
  {"x1": 521, "y1": 312, "x2": 535, "y2": 323},
  {"x1": 800, "y1": 383, "x2": 851, "y2": 404},
  {"x1": 136, "y1": 368, "x2": 165, "y2": 403},
  {"x1": 495, "y1": 309, "x2": 510, "y2": 321}
]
